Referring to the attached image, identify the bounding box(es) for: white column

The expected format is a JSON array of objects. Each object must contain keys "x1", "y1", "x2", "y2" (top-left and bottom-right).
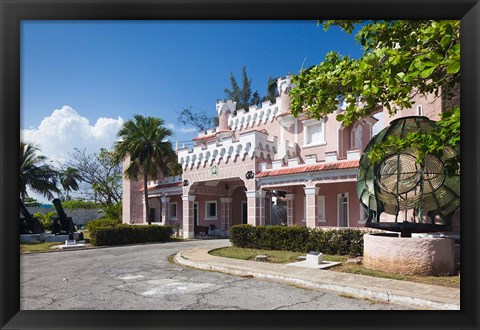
[
  {"x1": 258, "y1": 190, "x2": 267, "y2": 226},
  {"x1": 161, "y1": 196, "x2": 170, "y2": 225},
  {"x1": 246, "y1": 191, "x2": 257, "y2": 226},
  {"x1": 285, "y1": 194, "x2": 295, "y2": 226},
  {"x1": 304, "y1": 187, "x2": 319, "y2": 229},
  {"x1": 182, "y1": 195, "x2": 195, "y2": 239}
]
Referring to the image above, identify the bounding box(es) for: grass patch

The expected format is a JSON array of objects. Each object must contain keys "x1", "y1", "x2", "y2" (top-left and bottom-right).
[
  {"x1": 210, "y1": 246, "x2": 460, "y2": 288},
  {"x1": 334, "y1": 264, "x2": 460, "y2": 288},
  {"x1": 209, "y1": 246, "x2": 347, "y2": 264},
  {"x1": 20, "y1": 242, "x2": 63, "y2": 253},
  {"x1": 209, "y1": 246, "x2": 304, "y2": 263}
]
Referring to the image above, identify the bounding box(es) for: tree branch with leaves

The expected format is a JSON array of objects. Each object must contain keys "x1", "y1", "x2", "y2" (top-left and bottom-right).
[{"x1": 290, "y1": 20, "x2": 460, "y2": 174}]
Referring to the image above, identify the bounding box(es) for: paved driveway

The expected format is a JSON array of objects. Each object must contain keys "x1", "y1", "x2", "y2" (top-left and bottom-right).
[{"x1": 20, "y1": 239, "x2": 409, "y2": 310}]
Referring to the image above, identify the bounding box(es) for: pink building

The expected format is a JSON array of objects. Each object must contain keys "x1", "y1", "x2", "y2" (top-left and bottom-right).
[{"x1": 122, "y1": 75, "x2": 450, "y2": 239}]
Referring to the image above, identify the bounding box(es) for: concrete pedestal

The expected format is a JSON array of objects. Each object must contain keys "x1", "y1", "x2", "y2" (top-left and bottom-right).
[
  {"x1": 45, "y1": 235, "x2": 69, "y2": 242},
  {"x1": 20, "y1": 234, "x2": 41, "y2": 243},
  {"x1": 363, "y1": 233, "x2": 455, "y2": 276}
]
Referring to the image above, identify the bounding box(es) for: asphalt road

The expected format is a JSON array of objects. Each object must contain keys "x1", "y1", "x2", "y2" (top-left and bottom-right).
[{"x1": 20, "y1": 239, "x2": 410, "y2": 310}]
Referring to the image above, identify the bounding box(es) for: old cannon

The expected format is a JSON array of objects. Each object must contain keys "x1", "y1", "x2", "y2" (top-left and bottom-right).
[
  {"x1": 19, "y1": 199, "x2": 45, "y2": 234},
  {"x1": 51, "y1": 198, "x2": 83, "y2": 240}
]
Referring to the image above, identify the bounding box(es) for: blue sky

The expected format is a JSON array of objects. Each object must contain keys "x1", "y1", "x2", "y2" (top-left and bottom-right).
[
  {"x1": 21, "y1": 20, "x2": 363, "y2": 147},
  {"x1": 21, "y1": 20, "x2": 366, "y2": 203}
]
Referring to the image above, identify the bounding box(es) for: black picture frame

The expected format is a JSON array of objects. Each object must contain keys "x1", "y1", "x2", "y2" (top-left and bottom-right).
[{"x1": 1, "y1": 0, "x2": 479, "y2": 329}]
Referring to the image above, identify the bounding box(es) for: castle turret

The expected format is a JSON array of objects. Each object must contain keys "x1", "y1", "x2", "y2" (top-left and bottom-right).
[
  {"x1": 277, "y1": 75, "x2": 295, "y2": 113},
  {"x1": 216, "y1": 99, "x2": 236, "y2": 131}
]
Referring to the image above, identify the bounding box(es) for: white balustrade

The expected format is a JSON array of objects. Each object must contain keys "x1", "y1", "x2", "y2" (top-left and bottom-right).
[{"x1": 178, "y1": 130, "x2": 277, "y2": 169}]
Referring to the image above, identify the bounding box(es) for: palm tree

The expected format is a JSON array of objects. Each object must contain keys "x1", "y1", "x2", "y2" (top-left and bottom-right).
[
  {"x1": 58, "y1": 167, "x2": 82, "y2": 200},
  {"x1": 20, "y1": 141, "x2": 60, "y2": 201},
  {"x1": 113, "y1": 115, "x2": 179, "y2": 225}
]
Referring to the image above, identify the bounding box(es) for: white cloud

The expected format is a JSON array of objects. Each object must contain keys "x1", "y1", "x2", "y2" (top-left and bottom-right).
[
  {"x1": 166, "y1": 123, "x2": 197, "y2": 134},
  {"x1": 21, "y1": 105, "x2": 124, "y2": 163},
  {"x1": 179, "y1": 127, "x2": 198, "y2": 133}
]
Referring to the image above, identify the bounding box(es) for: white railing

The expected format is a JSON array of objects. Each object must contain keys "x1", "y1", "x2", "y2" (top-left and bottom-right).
[{"x1": 178, "y1": 130, "x2": 278, "y2": 169}]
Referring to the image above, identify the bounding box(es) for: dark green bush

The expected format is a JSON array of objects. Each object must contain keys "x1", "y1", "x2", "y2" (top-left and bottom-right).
[
  {"x1": 230, "y1": 224, "x2": 258, "y2": 248},
  {"x1": 90, "y1": 225, "x2": 173, "y2": 246},
  {"x1": 230, "y1": 224, "x2": 366, "y2": 256},
  {"x1": 86, "y1": 218, "x2": 119, "y2": 234}
]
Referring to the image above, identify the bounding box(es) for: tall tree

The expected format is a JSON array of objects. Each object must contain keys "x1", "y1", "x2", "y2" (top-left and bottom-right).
[
  {"x1": 251, "y1": 91, "x2": 261, "y2": 107},
  {"x1": 20, "y1": 141, "x2": 59, "y2": 201},
  {"x1": 224, "y1": 66, "x2": 257, "y2": 111},
  {"x1": 290, "y1": 20, "x2": 460, "y2": 174},
  {"x1": 57, "y1": 166, "x2": 82, "y2": 200},
  {"x1": 113, "y1": 115, "x2": 179, "y2": 225},
  {"x1": 224, "y1": 71, "x2": 241, "y2": 107},
  {"x1": 67, "y1": 148, "x2": 123, "y2": 206},
  {"x1": 262, "y1": 76, "x2": 280, "y2": 103},
  {"x1": 178, "y1": 106, "x2": 217, "y2": 133}
]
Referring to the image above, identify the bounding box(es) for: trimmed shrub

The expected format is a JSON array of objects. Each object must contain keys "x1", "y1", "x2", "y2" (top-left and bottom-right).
[
  {"x1": 90, "y1": 225, "x2": 173, "y2": 246},
  {"x1": 256, "y1": 226, "x2": 310, "y2": 252},
  {"x1": 86, "y1": 218, "x2": 119, "y2": 234},
  {"x1": 230, "y1": 224, "x2": 366, "y2": 256},
  {"x1": 229, "y1": 224, "x2": 258, "y2": 248},
  {"x1": 308, "y1": 228, "x2": 365, "y2": 256}
]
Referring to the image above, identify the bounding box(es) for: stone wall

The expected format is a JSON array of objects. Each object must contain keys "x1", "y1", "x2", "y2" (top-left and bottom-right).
[
  {"x1": 363, "y1": 233, "x2": 455, "y2": 276},
  {"x1": 26, "y1": 207, "x2": 104, "y2": 226}
]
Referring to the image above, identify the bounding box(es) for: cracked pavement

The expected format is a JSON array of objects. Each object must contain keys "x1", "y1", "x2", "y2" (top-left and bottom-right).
[{"x1": 20, "y1": 239, "x2": 410, "y2": 310}]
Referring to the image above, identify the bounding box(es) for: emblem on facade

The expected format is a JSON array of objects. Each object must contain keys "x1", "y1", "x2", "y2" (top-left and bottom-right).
[{"x1": 210, "y1": 165, "x2": 219, "y2": 176}]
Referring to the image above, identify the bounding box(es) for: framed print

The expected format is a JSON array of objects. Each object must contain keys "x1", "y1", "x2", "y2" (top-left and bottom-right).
[{"x1": 1, "y1": 0, "x2": 479, "y2": 329}]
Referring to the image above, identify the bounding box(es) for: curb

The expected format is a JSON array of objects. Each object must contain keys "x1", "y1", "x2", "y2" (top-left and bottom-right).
[{"x1": 174, "y1": 250, "x2": 460, "y2": 310}]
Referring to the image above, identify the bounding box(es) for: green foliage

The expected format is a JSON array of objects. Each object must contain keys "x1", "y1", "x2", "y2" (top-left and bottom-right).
[
  {"x1": 307, "y1": 228, "x2": 365, "y2": 256},
  {"x1": 61, "y1": 199, "x2": 100, "y2": 209},
  {"x1": 113, "y1": 115, "x2": 178, "y2": 225},
  {"x1": 67, "y1": 147, "x2": 122, "y2": 206},
  {"x1": 86, "y1": 218, "x2": 119, "y2": 234},
  {"x1": 90, "y1": 225, "x2": 173, "y2": 246},
  {"x1": 99, "y1": 202, "x2": 122, "y2": 222},
  {"x1": 23, "y1": 197, "x2": 41, "y2": 207},
  {"x1": 20, "y1": 141, "x2": 60, "y2": 201},
  {"x1": 178, "y1": 106, "x2": 217, "y2": 132},
  {"x1": 262, "y1": 76, "x2": 280, "y2": 104},
  {"x1": 368, "y1": 107, "x2": 460, "y2": 176},
  {"x1": 224, "y1": 66, "x2": 260, "y2": 111},
  {"x1": 230, "y1": 225, "x2": 366, "y2": 256},
  {"x1": 33, "y1": 211, "x2": 56, "y2": 231},
  {"x1": 290, "y1": 20, "x2": 460, "y2": 174},
  {"x1": 57, "y1": 166, "x2": 82, "y2": 199}
]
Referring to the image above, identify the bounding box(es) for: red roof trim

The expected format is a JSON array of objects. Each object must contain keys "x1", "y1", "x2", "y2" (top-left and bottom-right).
[
  {"x1": 256, "y1": 160, "x2": 359, "y2": 178},
  {"x1": 192, "y1": 129, "x2": 233, "y2": 141}
]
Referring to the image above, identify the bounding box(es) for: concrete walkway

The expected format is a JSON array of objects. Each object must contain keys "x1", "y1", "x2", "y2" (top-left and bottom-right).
[{"x1": 174, "y1": 245, "x2": 460, "y2": 310}]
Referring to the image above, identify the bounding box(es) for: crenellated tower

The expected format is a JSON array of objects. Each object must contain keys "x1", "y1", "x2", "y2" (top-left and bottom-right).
[{"x1": 216, "y1": 99, "x2": 236, "y2": 131}]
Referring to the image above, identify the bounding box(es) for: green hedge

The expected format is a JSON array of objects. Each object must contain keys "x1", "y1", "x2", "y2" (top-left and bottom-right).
[
  {"x1": 86, "y1": 218, "x2": 119, "y2": 234},
  {"x1": 61, "y1": 200, "x2": 101, "y2": 209},
  {"x1": 90, "y1": 225, "x2": 173, "y2": 246},
  {"x1": 230, "y1": 224, "x2": 366, "y2": 256}
]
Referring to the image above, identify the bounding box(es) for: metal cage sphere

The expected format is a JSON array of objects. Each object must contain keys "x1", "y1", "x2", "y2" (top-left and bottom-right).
[{"x1": 356, "y1": 116, "x2": 460, "y2": 235}]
